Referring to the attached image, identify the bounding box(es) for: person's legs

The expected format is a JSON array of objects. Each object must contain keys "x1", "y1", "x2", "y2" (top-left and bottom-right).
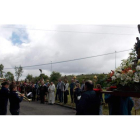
[
  {"x1": 64, "y1": 92, "x2": 66, "y2": 104},
  {"x1": 40, "y1": 94, "x2": 44, "y2": 103},
  {"x1": 59, "y1": 89, "x2": 61, "y2": 102},
  {"x1": 10, "y1": 110, "x2": 19, "y2": 115},
  {"x1": 55, "y1": 89, "x2": 58, "y2": 100},
  {"x1": 70, "y1": 89, "x2": 74, "y2": 103},
  {"x1": 99, "y1": 105, "x2": 103, "y2": 115},
  {"x1": 61, "y1": 92, "x2": 63, "y2": 102},
  {"x1": 0, "y1": 110, "x2": 7, "y2": 115}
]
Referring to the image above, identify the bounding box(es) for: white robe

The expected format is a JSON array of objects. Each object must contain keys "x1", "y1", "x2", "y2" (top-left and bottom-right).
[{"x1": 48, "y1": 84, "x2": 55, "y2": 104}]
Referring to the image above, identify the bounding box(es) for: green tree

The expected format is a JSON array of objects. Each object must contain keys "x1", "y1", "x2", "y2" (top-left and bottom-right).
[
  {"x1": 39, "y1": 73, "x2": 49, "y2": 82},
  {"x1": 15, "y1": 66, "x2": 23, "y2": 81},
  {"x1": 26, "y1": 74, "x2": 33, "y2": 82},
  {"x1": 50, "y1": 71, "x2": 61, "y2": 85},
  {"x1": 0, "y1": 64, "x2": 4, "y2": 77},
  {"x1": 5, "y1": 72, "x2": 14, "y2": 81},
  {"x1": 33, "y1": 76, "x2": 40, "y2": 83}
]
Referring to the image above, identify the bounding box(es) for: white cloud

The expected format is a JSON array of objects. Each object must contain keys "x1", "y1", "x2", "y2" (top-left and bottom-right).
[{"x1": 0, "y1": 24, "x2": 138, "y2": 80}]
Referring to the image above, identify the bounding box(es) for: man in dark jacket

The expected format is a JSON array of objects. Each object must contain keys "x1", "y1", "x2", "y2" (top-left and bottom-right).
[
  {"x1": 39, "y1": 81, "x2": 47, "y2": 104},
  {"x1": 76, "y1": 80, "x2": 100, "y2": 115},
  {"x1": 0, "y1": 82, "x2": 10, "y2": 115},
  {"x1": 70, "y1": 79, "x2": 75, "y2": 103},
  {"x1": 9, "y1": 85, "x2": 24, "y2": 115}
]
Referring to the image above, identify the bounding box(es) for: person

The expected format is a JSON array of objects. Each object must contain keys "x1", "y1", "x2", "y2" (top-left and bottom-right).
[
  {"x1": 59, "y1": 79, "x2": 65, "y2": 103},
  {"x1": 93, "y1": 84, "x2": 103, "y2": 115},
  {"x1": 36, "y1": 81, "x2": 40, "y2": 101},
  {"x1": 9, "y1": 85, "x2": 24, "y2": 115},
  {"x1": 39, "y1": 81, "x2": 47, "y2": 104},
  {"x1": 9, "y1": 81, "x2": 16, "y2": 93},
  {"x1": 0, "y1": 82, "x2": 10, "y2": 115},
  {"x1": 16, "y1": 81, "x2": 21, "y2": 93},
  {"x1": 76, "y1": 80, "x2": 100, "y2": 115},
  {"x1": 48, "y1": 82, "x2": 55, "y2": 104},
  {"x1": 70, "y1": 79, "x2": 75, "y2": 103},
  {"x1": 74, "y1": 83, "x2": 81, "y2": 110},
  {"x1": 46, "y1": 80, "x2": 49, "y2": 86},
  {"x1": 80, "y1": 80, "x2": 85, "y2": 92},
  {"x1": 45, "y1": 82, "x2": 49, "y2": 102},
  {"x1": 20, "y1": 82, "x2": 25, "y2": 94},
  {"x1": 55, "y1": 80, "x2": 60, "y2": 100},
  {"x1": 57, "y1": 79, "x2": 61, "y2": 102},
  {"x1": 105, "y1": 87, "x2": 134, "y2": 115},
  {"x1": 25, "y1": 82, "x2": 32, "y2": 98},
  {"x1": 64, "y1": 80, "x2": 69, "y2": 104},
  {"x1": 32, "y1": 84, "x2": 36, "y2": 101}
]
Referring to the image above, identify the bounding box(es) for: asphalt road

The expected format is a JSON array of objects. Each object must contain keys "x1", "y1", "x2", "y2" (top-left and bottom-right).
[{"x1": 7, "y1": 101, "x2": 76, "y2": 115}]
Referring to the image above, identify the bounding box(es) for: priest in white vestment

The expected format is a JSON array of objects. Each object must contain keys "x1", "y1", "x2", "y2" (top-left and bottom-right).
[{"x1": 48, "y1": 82, "x2": 55, "y2": 104}]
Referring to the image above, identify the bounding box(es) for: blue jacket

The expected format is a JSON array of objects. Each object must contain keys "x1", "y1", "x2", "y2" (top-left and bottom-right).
[
  {"x1": 105, "y1": 94, "x2": 134, "y2": 115},
  {"x1": 0, "y1": 87, "x2": 9, "y2": 114},
  {"x1": 77, "y1": 90, "x2": 100, "y2": 115},
  {"x1": 9, "y1": 91, "x2": 23, "y2": 111},
  {"x1": 70, "y1": 82, "x2": 75, "y2": 90}
]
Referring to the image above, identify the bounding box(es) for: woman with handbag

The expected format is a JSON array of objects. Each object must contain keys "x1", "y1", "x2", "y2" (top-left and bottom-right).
[{"x1": 64, "y1": 80, "x2": 69, "y2": 104}]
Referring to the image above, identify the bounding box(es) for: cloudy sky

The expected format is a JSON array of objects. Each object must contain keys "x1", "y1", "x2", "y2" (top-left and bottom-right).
[{"x1": 0, "y1": 24, "x2": 139, "y2": 80}]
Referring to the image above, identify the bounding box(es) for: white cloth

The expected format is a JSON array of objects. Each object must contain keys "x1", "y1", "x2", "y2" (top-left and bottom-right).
[
  {"x1": 27, "y1": 92, "x2": 32, "y2": 97},
  {"x1": 65, "y1": 83, "x2": 69, "y2": 91},
  {"x1": 48, "y1": 84, "x2": 55, "y2": 104}
]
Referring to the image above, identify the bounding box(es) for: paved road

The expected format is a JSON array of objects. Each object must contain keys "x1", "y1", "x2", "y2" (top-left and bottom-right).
[{"x1": 7, "y1": 101, "x2": 76, "y2": 115}]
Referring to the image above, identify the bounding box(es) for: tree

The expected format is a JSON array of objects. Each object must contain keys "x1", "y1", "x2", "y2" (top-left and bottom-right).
[
  {"x1": 50, "y1": 71, "x2": 61, "y2": 85},
  {"x1": 0, "y1": 64, "x2": 4, "y2": 77},
  {"x1": 26, "y1": 74, "x2": 33, "y2": 82},
  {"x1": 5, "y1": 72, "x2": 14, "y2": 81},
  {"x1": 39, "y1": 73, "x2": 49, "y2": 82},
  {"x1": 15, "y1": 66, "x2": 23, "y2": 81}
]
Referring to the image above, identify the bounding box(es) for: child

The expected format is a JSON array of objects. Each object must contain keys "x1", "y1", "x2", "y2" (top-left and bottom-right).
[{"x1": 9, "y1": 85, "x2": 24, "y2": 115}]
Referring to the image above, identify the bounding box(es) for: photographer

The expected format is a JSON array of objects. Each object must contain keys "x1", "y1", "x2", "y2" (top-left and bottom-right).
[{"x1": 9, "y1": 85, "x2": 24, "y2": 115}]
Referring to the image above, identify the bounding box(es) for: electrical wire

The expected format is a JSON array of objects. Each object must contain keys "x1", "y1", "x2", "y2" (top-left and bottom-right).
[
  {"x1": 0, "y1": 26, "x2": 139, "y2": 36},
  {"x1": 4, "y1": 49, "x2": 132, "y2": 70}
]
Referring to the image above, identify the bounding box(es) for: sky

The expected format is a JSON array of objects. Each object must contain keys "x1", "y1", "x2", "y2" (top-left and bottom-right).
[{"x1": 0, "y1": 24, "x2": 139, "y2": 80}]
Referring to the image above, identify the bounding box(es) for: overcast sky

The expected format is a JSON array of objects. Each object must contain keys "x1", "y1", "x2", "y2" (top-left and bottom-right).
[{"x1": 0, "y1": 24, "x2": 139, "y2": 80}]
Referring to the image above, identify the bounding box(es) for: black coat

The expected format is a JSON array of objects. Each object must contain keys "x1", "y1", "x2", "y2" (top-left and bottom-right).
[
  {"x1": 74, "y1": 88, "x2": 81, "y2": 103},
  {"x1": 0, "y1": 87, "x2": 9, "y2": 114},
  {"x1": 77, "y1": 90, "x2": 100, "y2": 115},
  {"x1": 39, "y1": 85, "x2": 47, "y2": 96},
  {"x1": 9, "y1": 91, "x2": 23, "y2": 111},
  {"x1": 32, "y1": 87, "x2": 36, "y2": 95}
]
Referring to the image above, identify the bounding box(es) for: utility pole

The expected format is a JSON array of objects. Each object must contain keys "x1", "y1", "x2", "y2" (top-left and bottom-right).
[{"x1": 51, "y1": 61, "x2": 52, "y2": 73}]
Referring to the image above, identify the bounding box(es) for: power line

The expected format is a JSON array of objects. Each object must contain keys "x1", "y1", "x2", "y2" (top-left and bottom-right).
[
  {"x1": 4, "y1": 49, "x2": 132, "y2": 70},
  {"x1": 0, "y1": 26, "x2": 139, "y2": 36},
  {"x1": 83, "y1": 25, "x2": 137, "y2": 29}
]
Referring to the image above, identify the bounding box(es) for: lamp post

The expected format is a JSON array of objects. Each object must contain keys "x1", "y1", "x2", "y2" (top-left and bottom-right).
[{"x1": 50, "y1": 61, "x2": 52, "y2": 75}]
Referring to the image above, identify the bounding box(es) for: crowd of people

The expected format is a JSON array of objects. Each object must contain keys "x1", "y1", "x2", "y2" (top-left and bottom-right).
[{"x1": 0, "y1": 77, "x2": 134, "y2": 115}]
